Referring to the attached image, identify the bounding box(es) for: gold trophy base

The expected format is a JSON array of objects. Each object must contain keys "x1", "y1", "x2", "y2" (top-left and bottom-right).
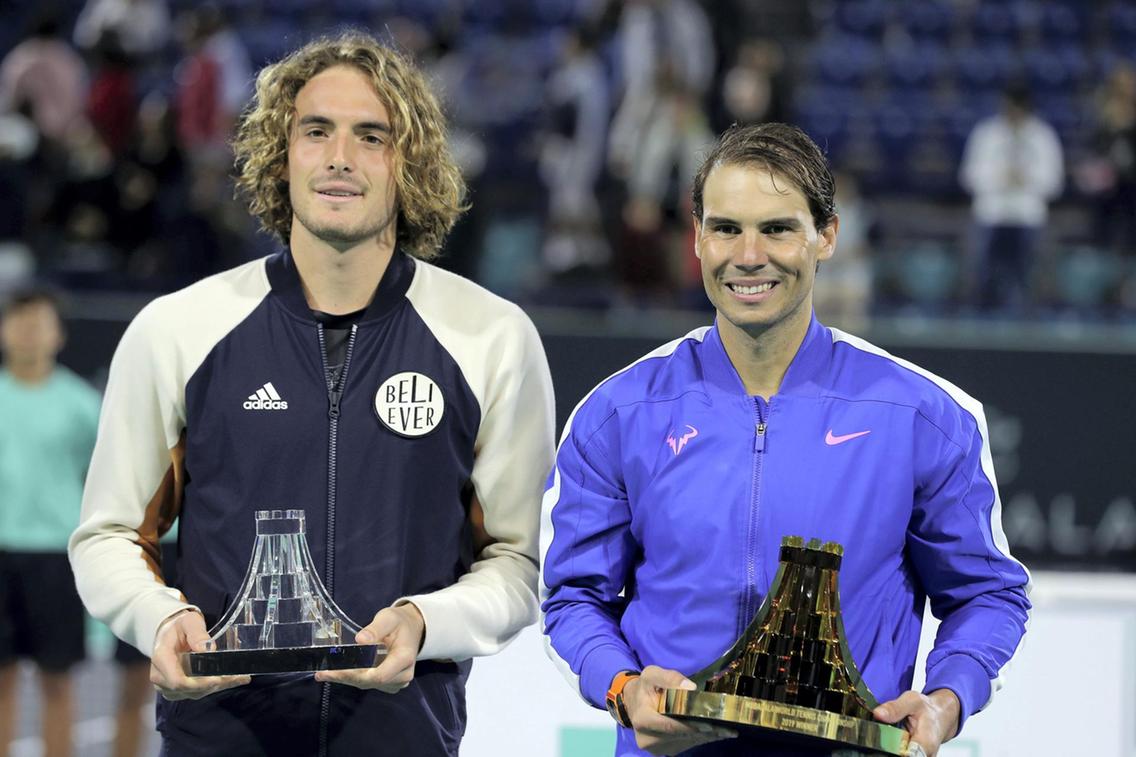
[{"x1": 663, "y1": 689, "x2": 913, "y2": 756}]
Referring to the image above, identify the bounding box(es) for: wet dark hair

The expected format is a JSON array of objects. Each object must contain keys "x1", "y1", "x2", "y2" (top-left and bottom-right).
[{"x1": 691, "y1": 122, "x2": 836, "y2": 231}]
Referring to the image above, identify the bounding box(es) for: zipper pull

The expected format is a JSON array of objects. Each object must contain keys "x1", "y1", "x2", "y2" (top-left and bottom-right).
[
  {"x1": 329, "y1": 388, "x2": 342, "y2": 419},
  {"x1": 755, "y1": 422, "x2": 766, "y2": 452}
]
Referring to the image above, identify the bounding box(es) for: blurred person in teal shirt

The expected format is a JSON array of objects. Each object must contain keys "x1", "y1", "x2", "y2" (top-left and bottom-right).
[{"x1": 0, "y1": 287, "x2": 100, "y2": 757}]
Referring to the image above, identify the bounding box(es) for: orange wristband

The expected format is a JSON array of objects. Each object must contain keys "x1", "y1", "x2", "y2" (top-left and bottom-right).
[{"x1": 605, "y1": 670, "x2": 640, "y2": 728}]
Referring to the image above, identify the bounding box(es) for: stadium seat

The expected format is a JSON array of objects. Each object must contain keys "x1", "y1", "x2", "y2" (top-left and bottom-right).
[
  {"x1": 1107, "y1": 3, "x2": 1136, "y2": 47},
  {"x1": 1053, "y1": 246, "x2": 1121, "y2": 311},
  {"x1": 897, "y1": 242, "x2": 959, "y2": 307},
  {"x1": 971, "y1": 2, "x2": 1020, "y2": 45},
  {"x1": 809, "y1": 34, "x2": 880, "y2": 88},
  {"x1": 1039, "y1": 2, "x2": 1085, "y2": 42},
  {"x1": 1023, "y1": 48, "x2": 1073, "y2": 93},
  {"x1": 885, "y1": 44, "x2": 947, "y2": 91},
  {"x1": 900, "y1": 1, "x2": 953, "y2": 44},
  {"x1": 953, "y1": 43, "x2": 1019, "y2": 93},
  {"x1": 834, "y1": 0, "x2": 891, "y2": 40}
]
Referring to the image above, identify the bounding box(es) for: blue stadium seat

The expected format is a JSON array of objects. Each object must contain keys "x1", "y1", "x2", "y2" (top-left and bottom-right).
[
  {"x1": 532, "y1": 0, "x2": 576, "y2": 27},
  {"x1": 239, "y1": 19, "x2": 297, "y2": 67},
  {"x1": 836, "y1": 0, "x2": 892, "y2": 39},
  {"x1": 808, "y1": 34, "x2": 880, "y2": 88},
  {"x1": 213, "y1": 0, "x2": 260, "y2": 14},
  {"x1": 885, "y1": 44, "x2": 947, "y2": 90},
  {"x1": 462, "y1": 0, "x2": 510, "y2": 27},
  {"x1": 1054, "y1": 43, "x2": 1092, "y2": 88},
  {"x1": 1039, "y1": 2, "x2": 1084, "y2": 42},
  {"x1": 1107, "y1": 4, "x2": 1136, "y2": 47},
  {"x1": 872, "y1": 101, "x2": 919, "y2": 188},
  {"x1": 900, "y1": 1, "x2": 954, "y2": 44},
  {"x1": 971, "y1": 2, "x2": 1020, "y2": 44},
  {"x1": 395, "y1": 0, "x2": 457, "y2": 26},
  {"x1": 1023, "y1": 48, "x2": 1073, "y2": 93},
  {"x1": 329, "y1": 0, "x2": 397, "y2": 24},
  {"x1": 1054, "y1": 247, "x2": 1121, "y2": 311},
  {"x1": 941, "y1": 94, "x2": 990, "y2": 155},
  {"x1": 953, "y1": 43, "x2": 1019, "y2": 93},
  {"x1": 897, "y1": 243, "x2": 959, "y2": 307},
  {"x1": 1036, "y1": 93, "x2": 1084, "y2": 146},
  {"x1": 793, "y1": 86, "x2": 856, "y2": 159}
]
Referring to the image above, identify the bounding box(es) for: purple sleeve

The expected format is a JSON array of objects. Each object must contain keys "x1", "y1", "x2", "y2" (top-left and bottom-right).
[
  {"x1": 540, "y1": 412, "x2": 642, "y2": 708},
  {"x1": 908, "y1": 410, "x2": 1031, "y2": 730}
]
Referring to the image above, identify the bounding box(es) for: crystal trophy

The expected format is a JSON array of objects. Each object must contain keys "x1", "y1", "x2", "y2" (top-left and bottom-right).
[
  {"x1": 659, "y1": 536, "x2": 918, "y2": 756},
  {"x1": 183, "y1": 509, "x2": 384, "y2": 676}
]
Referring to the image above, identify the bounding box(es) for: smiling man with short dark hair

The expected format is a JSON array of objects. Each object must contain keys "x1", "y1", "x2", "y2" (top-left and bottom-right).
[{"x1": 541, "y1": 123, "x2": 1031, "y2": 757}]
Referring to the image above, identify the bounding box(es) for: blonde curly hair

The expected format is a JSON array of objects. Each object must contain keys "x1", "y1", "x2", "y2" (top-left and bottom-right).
[{"x1": 232, "y1": 32, "x2": 467, "y2": 259}]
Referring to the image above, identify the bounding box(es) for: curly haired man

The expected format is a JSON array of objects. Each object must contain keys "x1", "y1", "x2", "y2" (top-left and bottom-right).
[{"x1": 70, "y1": 33, "x2": 555, "y2": 757}]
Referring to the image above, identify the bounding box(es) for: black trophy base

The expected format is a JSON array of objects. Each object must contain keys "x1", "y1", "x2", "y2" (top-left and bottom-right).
[{"x1": 184, "y1": 643, "x2": 384, "y2": 677}]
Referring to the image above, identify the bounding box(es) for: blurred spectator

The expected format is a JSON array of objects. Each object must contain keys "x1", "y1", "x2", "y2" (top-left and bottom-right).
[
  {"x1": 42, "y1": 121, "x2": 122, "y2": 283},
  {"x1": 0, "y1": 114, "x2": 39, "y2": 295},
  {"x1": 174, "y1": 4, "x2": 251, "y2": 160},
  {"x1": 86, "y1": 32, "x2": 138, "y2": 156},
  {"x1": 0, "y1": 288, "x2": 101, "y2": 757},
  {"x1": 607, "y1": 0, "x2": 714, "y2": 304},
  {"x1": 612, "y1": 63, "x2": 713, "y2": 304},
  {"x1": 615, "y1": 0, "x2": 713, "y2": 104},
  {"x1": 609, "y1": 0, "x2": 713, "y2": 179},
  {"x1": 539, "y1": 25, "x2": 611, "y2": 278},
  {"x1": 126, "y1": 94, "x2": 185, "y2": 214},
  {"x1": 74, "y1": 0, "x2": 170, "y2": 59},
  {"x1": 960, "y1": 83, "x2": 1064, "y2": 312},
  {"x1": 717, "y1": 38, "x2": 790, "y2": 129},
  {"x1": 813, "y1": 171, "x2": 876, "y2": 326},
  {"x1": 388, "y1": 17, "x2": 486, "y2": 281},
  {"x1": 0, "y1": 12, "x2": 88, "y2": 145},
  {"x1": 1086, "y1": 64, "x2": 1136, "y2": 308},
  {"x1": 456, "y1": 17, "x2": 548, "y2": 299}
]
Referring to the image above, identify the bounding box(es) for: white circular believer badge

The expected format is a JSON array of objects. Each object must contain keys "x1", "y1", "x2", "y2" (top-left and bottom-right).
[{"x1": 374, "y1": 372, "x2": 445, "y2": 437}]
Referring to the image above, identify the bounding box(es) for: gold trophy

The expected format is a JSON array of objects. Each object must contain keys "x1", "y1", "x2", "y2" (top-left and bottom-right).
[{"x1": 659, "y1": 536, "x2": 920, "y2": 756}]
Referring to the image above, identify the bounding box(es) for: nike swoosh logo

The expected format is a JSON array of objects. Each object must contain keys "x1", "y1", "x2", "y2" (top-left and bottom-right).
[{"x1": 825, "y1": 429, "x2": 871, "y2": 446}]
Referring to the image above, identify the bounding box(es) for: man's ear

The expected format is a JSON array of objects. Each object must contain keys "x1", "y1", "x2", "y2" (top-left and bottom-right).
[
  {"x1": 817, "y1": 214, "x2": 839, "y2": 262},
  {"x1": 693, "y1": 215, "x2": 702, "y2": 260}
]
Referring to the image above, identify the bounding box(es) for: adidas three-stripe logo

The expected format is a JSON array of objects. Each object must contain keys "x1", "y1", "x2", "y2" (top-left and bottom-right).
[{"x1": 243, "y1": 382, "x2": 289, "y2": 410}]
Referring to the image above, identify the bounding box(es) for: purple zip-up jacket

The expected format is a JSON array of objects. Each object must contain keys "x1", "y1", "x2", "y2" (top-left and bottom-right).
[{"x1": 540, "y1": 315, "x2": 1031, "y2": 756}]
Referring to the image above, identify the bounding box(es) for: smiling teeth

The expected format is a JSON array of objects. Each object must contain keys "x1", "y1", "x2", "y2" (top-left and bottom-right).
[{"x1": 731, "y1": 283, "x2": 774, "y2": 294}]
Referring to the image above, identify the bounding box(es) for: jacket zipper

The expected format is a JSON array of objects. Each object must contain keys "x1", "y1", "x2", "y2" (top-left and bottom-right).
[
  {"x1": 743, "y1": 398, "x2": 768, "y2": 633},
  {"x1": 316, "y1": 323, "x2": 358, "y2": 757}
]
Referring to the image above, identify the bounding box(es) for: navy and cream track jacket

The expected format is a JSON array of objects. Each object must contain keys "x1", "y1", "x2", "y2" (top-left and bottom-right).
[
  {"x1": 540, "y1": 315, "x2": 1031, "y2": 756},
  {"x1": 70, "y1": 250, "x2": 555, "y2": 756}
]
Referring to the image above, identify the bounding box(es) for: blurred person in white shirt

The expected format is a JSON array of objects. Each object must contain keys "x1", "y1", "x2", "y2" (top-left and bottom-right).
[
  {"x1": 74, "y1": 0, "x2": 170, "y2": 59},
  {"x1": 960, "y1": 82, "x2": 1064, "y2": 312}
]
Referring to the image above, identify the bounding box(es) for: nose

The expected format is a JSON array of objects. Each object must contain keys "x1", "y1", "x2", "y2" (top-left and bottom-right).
[
  {"x1": 735, "y1": 230, "x2": 769, "y2": 270},
  {"x1": 326, "y1": 133, "x2": 354, "y2": 173}
]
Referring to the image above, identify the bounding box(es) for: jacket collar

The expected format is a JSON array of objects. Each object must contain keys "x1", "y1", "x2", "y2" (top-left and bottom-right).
[
  {"x1": 265, "y1": 247, "x2": 415, "y2": 323},
  {"x1": 702, "y1": 313, "x2": 831, "y2": 400}
]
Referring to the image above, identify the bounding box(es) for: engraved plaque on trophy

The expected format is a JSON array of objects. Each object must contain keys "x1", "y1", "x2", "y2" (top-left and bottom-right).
[
  {"x1": 659, "y1": 536, "x2": 919, "y2": 756},
  {"x1": 183, "y1": 509, "x2": 384, "y2": 676}
]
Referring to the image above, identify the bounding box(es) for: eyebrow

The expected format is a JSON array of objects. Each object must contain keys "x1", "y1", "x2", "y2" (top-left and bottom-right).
[
  {"x1": 297, "y1": 115, "x2": 392, "y2": 134},
  {"x1": 704, "y1": 215, "x2": 802, "y2": 228}
]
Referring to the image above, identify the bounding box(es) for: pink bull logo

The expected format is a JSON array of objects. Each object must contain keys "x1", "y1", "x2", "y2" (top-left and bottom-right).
[{"x1": 666, "y1": 425, "x2": 699, "y2": 455}]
